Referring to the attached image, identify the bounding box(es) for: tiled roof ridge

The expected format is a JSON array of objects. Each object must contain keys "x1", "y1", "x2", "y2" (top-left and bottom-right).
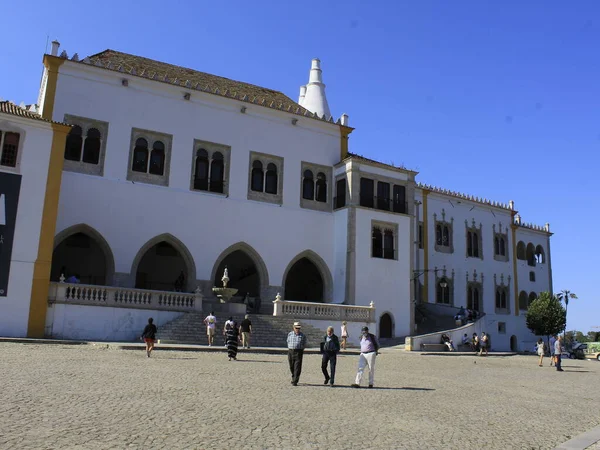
[
  {"x1": 418, "y1": 182, "x2": 512, "y2": 210},
  {"x1": 56, "y1": 49, "x2": 346, "y2": 127},
  {"x1": 90, "y1": 50, "x2": 285, "y2": 96},
  {"x1": 0, "y1": 100, "x2": 67, "y2": 126},
  {"x1": 346, "y1": 151, "x2": 418, "y2": 173}
]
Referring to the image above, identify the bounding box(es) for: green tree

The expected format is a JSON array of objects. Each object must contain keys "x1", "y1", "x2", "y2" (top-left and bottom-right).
[
  {"x1": 587, "y1": 331, "x2": 600, "y2": 342},
  {"x1": 556, "y1": 290, "x2": 578, "y2": 339},
  {"x1": 526, "y1": 292, "x2": 566, "y2": 344}
]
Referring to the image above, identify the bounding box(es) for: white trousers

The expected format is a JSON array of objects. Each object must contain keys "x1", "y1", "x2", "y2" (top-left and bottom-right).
[{"x1": 355, "y1": 351, "x2": 376, "y2": 386}]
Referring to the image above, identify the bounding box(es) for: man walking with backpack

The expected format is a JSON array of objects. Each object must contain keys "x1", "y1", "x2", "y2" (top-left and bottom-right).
[{"x1": 351, "y1": 326, "x2": 380, "y2": 389}]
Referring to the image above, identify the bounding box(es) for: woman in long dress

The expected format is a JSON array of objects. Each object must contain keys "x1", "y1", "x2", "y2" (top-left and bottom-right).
[{"x1": 226, "y1": 321, "x2": 240, "y2": 361}]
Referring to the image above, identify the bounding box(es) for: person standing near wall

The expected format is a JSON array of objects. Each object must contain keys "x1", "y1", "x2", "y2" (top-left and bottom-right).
[
  {"x1": 287, "y1": 322, "x2": 307, "y2": 386},
  {"x1": 340, "y1": 321, "x2": 349, "y2": 351},
  {"x1": 141, "y1": 317, "x2": 158, "y2": 358},
  {"x1": 554, "y1": 335, "x2": 564, "y2": 372}
]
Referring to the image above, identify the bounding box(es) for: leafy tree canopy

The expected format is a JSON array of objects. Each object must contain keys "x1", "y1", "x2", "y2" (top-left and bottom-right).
[{"x1": 526, "y1": 292, "x2": 566, "y2": 338}]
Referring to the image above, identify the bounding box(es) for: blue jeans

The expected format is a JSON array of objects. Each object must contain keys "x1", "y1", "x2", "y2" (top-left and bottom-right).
[{"x1": 555, "y1": 354, "x2": 562, "y2": 370}]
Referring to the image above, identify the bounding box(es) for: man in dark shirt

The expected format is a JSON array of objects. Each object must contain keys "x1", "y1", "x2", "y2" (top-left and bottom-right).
[{"x1": 240, "y1": 315, "x2": 253, "y2": 349}]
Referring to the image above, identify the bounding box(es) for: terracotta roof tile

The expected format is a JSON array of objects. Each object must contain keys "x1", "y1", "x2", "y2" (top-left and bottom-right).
[
  {"x1": 0, "y1": 101, "x2": 68, "y2": 126},
  {"x1": 342, "y1": 152, "x2": 418, "y2": 175},
  {"x1": 85, "y1": 50, "x2": 334, "y2": 123}
]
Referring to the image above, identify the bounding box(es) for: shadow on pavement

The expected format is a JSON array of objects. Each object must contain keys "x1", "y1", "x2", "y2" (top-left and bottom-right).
[
  {"x1": 234, "y1": 360, "x2": 283, "y2": 364},
  {"x1": 299, "y1": 383, "x2": 435, "y2": 391}
]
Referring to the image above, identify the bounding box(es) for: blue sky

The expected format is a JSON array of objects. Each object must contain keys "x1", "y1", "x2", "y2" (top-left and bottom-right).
[{"x1": 1, "y1": 1, "x2": 597, "y2": 332}]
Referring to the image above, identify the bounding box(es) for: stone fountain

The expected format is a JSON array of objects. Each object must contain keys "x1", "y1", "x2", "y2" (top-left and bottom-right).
[{"x1": 212, "y1": 267, "x2": 239, "y2": 303}]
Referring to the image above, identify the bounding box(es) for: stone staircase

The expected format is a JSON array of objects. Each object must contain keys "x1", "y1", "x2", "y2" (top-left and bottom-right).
[{"x1": 157, "y1": 312, "x2": 327, "y2": 347}]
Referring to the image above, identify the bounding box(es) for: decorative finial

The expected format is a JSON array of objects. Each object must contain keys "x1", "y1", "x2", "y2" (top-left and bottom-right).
[
  {"x1": 275, "y1": 292, "x2": 282, "y2": 302},
  {"x1": 59, "y1": 273, "x2": 65, "y2": 283}
]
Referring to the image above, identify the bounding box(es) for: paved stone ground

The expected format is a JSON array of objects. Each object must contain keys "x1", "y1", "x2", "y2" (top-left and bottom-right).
[{"x1": 1, "y1": 343, "x2": 599, "y2": 450}]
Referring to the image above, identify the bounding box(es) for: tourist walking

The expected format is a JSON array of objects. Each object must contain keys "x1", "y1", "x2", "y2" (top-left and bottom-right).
[
  {"x1": 223, "y1": 316, "x2": 234, "y2": 347},
  {"x1": 340, "y1": 321, "x2": 349, "y2": 350},
  {"x1": 536, "y1": 338, "x2": 545, "y2": 366},
  {"x1": 479, "y1": 332, "x2": 489, "y2": 356},
  {"x1": 225, "y1": 321, "x2": 240, "y2": 361},
  {"x1": 351, "y1": 326, "x2": 380, "y2": 389},
  {"x1": 321, "y1": 326, "x2": 340, "y2": 387},
  {"x1": 204, "y1": 312, "x2": 217, "y2": 346},
  {"x1": 554, "y1": 335, "x2": 564, "y2": 372},
  {"x1": 141, "y1": 317, "x2": 158, "y2": 358},
  {"x1": 287, "y1": 322, "x2": 307, "y2": 386},
  {"x1": 549, "y1": 335, "x2": 557, "y2": 366},
  {"x1": 240, "y1": 315, "x2": 252, "y2": 349}
]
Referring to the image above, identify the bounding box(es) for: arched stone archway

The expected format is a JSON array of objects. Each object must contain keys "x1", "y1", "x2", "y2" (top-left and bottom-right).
[
  {"x1": 130, "y1": 234, "x2": 196, "y2": 292},
  {"x1": 282, "y1": 250, "x2": 333, "y2": 303},
  {"x1": 379, "y1": 312, "x2": 394, "y2": 339},
  {"x1": 51, "y1": 224, "x2": 115, "y2": 285},
  {"x1": 211, "y1": 242, "x2": 269, "y2": 299}
]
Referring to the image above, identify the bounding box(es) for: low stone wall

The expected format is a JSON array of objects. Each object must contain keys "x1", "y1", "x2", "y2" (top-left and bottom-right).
[
  {"x1": 45, "y1": 303, "x2": 183, "y2": 341},
  {"x1": 297, "y1": 318, "x2": 377, "y2": 347},
  {"x1": 405, "y1": 320, "x2": 483, "y2": 351}
]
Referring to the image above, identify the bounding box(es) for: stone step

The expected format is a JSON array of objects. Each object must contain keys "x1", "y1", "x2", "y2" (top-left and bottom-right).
[{"x1": 157, "y1": 312, "x2": 330, "y2": 348}]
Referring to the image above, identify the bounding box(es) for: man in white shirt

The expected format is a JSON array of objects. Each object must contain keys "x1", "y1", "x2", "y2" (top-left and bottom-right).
[
  {"x1": 203, "y1": 312, "x2": 217, "y2": 346},
  {"x1": 554, "y1": 336, "x2": 564, "y2": 372}
]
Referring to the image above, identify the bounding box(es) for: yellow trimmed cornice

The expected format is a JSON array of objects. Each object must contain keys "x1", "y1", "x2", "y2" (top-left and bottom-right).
[
  {"x1": 339, "y1": 125, "x2": 353, "y2": 160},
  {"x1": 423, "y1": 190, "x2": 430, "y2": 303},
  {"x1": 27, "y1": 123, "x2": 68, "y2": 337},
  {"x1": 510, "y1": 213, "x2": 519, "y2": 316},
  {"x1": 41, "y1": 55, "x2": 65, "y2": 121}
]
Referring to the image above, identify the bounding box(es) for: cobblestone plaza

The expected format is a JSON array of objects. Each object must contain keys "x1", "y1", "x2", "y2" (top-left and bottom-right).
[{"x1": 1, "y1": 343, "x2": 599, "y2": 449}]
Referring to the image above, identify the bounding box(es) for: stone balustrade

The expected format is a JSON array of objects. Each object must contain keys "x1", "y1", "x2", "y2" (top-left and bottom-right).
[
  {"x1": 272, "y1": 293, "x2": 375, "y2": 322},
  {"x1": 48, "y1": 282, "x2": 203, "y2": 312}
]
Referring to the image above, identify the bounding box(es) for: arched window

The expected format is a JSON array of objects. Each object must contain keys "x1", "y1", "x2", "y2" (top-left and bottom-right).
[
  {"x1": 132, "y1": 138, "x2": 148, "y2": 172},
  {"x1": 251, "y1": 160, "x2": 264, "y2": 192},
  {"x1": 528, "y1": 292, "x2": 537, "y2": 306},
  {"x1": 372, "y1": 227, "x2": 383, "y2": 258},
  {"x1": 194, "y1": 149, "x2": 209, "y2": 190},
  {"x1": 315, "y1": 172, "x2": 327, "y2": 202},
  {"x1": 473, "y1": 287, "x2": 480, "y2": 311},
  {"x1": 383, "y1": 229, "x2": 394, "y2": 259},
  {"x1": 302, "y1": 170, "x2": 314, "y2": 200},
  {"x1": 149, "y1": 141, "x2": 165, "y2": 175},
  {"x1": 526, "y1": 243, "x2": 536, "y2": 266},
  {"x1": 516, "y1": 241, "x2": 526, "y2": 260},
  {"x1": 0, "y1": 132, "x2": 20, "y2": 167},
  {"x1": 467, "y1": 231, "x2": 473, "y2": 256},
  {"x1": 210, "y1": 152, "x2": 224, "y2": 193},
  {"x1": 494, "y1": 237, "x2": 500, "y2": 256},
  {"x1": 442, "y1": 225, "x2": 450, "y2": 246},
  {"x1": 535, "y1": 245, "x2": 545, "y2": 264},
  {"x1": 65, "y1": 125, "x2": 83, "y2": 161},
  {"x1": 496, "y1": 289, "x2": 507, "y2": 309},
  {"x1": 519, "y1": 291, "x2": 528, "y2": 310},
  {"x1": 500, "y1": 237, "x2": 506, "y2": 256},
  {"x1": 436, "y1": 224, "x2": 442, "y2": 245},
  {"x1": 265, "y1": 163, "x2": 278, "y2": 194},
  {"x1": 82, "y1": 128, "x2": 101, "y2": 164},
  {"x1": 436, "y1": 278, "x2": 450, "y2": 304}
]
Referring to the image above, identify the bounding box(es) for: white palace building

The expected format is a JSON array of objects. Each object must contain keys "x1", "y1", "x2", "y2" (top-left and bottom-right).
[{"x1": 0, "y1": 41, "x2": 553, "y2": 350}]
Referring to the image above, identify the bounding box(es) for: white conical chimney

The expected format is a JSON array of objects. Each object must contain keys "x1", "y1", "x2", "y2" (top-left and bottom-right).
[
  {"x1": 298, "y1": 85, "x2": 306, "y2": 106},
  {"x1": 301, "y1": 58, "x2": 331, "y2": 118}
]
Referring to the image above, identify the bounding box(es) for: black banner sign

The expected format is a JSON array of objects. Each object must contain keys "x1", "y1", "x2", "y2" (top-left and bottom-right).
[{"x1": 0, "y1": 172, "x2": 22, "y2": 296}]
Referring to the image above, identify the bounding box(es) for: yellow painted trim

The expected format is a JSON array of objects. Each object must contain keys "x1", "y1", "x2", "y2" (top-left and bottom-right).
[
  {"x1": 510, "y1": 216, "x2": 519, "y2": 316},
  {"x1": 423, "y1": 190, "x2": 430, "y2": 303},
  {"x1": 41, "y1": 55, "x2": 65, "y2": 121},
  {"x1": 27, "y1": 123, "x2": 68, "y2": 337},
  {"x1": 339, "y1": 126, "x2": 353, "y2": 160}
]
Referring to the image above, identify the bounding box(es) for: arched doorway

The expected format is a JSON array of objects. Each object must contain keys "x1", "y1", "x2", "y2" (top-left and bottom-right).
[
  {"x1": 134, "y1": 241, "x2": 192, "y2": 292},
  {"x1": 51, "y1": 226, "x2": 114, "y2": 285},
  {"x1": 379, "y1": 313, "x2": 393, "y2": 339},
  {"x1": 510, "y1": 335, "x2": 518, "y2": 352},
  {"x1": 213, "y1": 250, "x2": 260, "y2": 298},
  {"x1": 284, "y1": 258, "x2": 324, "y2": 302}
]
